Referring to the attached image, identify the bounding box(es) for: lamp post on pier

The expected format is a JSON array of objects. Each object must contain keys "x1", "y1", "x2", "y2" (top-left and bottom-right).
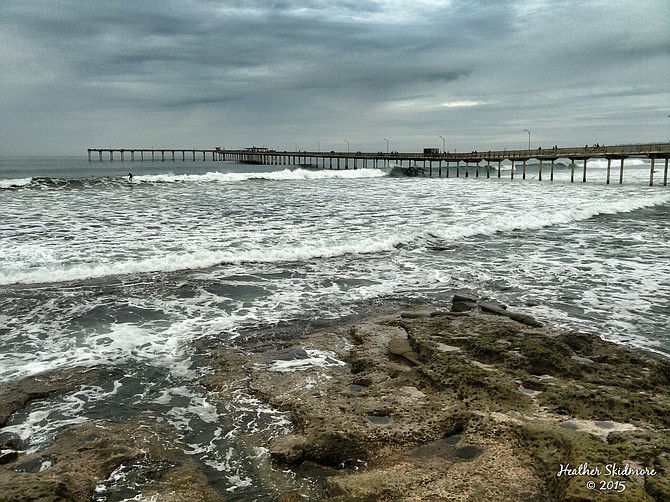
[
  {"x1": 524, "y1": 129, "x2": 531, "y2": 150},
  {"x1": 384, "y1": 138, "x2": 389, "y2": 168},
  {"x1": 439, "y1": 135, "x2": 446, "y2": 154},
  {"x1": 344, "y1": 140, "x2": 350, "y2": 169}
]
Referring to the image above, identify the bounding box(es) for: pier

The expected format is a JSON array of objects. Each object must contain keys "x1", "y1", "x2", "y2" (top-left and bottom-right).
[{"x1": 88, "y1": 143, "x2": 670, "y2": 186}]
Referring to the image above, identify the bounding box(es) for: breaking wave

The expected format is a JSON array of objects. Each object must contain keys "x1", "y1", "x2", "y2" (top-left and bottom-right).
[
  {"x1": 2, "y1": 191, "x2": 668, "y2": 286},
  {"x1": 0, "y1": 168, "x2": 388, "y2": 191}
]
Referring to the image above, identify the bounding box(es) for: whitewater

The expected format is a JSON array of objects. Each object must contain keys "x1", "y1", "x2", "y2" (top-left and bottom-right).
[{"x1": 1, "y1": 155, "x2": 669, "y2": 498}]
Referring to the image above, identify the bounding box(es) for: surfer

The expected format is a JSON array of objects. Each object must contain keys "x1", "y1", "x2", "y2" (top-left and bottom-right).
[{"x1": 128, "y1": 172, "x2": 133, "y2": 183}]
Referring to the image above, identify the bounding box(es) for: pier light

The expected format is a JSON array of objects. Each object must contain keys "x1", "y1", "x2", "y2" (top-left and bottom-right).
[
  {"x1": 439, "y1": 135, "x2": 446, "y2": 154},
  {"x1": 384, "y1": 138, "x2": 389, "y2": 154},
  {"x1": 524, "y1": 129, "x2": 531, "y2": 150},
  {"x1": 345, "y1": 140, "x2": 350, "y2": 153}
]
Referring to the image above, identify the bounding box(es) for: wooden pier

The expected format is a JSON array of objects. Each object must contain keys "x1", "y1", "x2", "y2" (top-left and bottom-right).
[{"x1": 88, "y1": 143, "x2": 670, "y2": 186}]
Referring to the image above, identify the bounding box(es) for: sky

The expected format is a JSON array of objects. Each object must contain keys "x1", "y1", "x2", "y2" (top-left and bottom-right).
[{"x1": 1, "y1": 0, "x2": 669, "y2": 156}]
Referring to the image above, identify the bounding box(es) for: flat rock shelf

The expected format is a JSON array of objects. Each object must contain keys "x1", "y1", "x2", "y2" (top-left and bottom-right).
[{"x1": 1, "y1": 298, "x2": 669, "y2": 501}]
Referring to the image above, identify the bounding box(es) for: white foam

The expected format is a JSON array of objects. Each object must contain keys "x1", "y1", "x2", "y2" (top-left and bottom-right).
[
  {"x1": 583, "y1": 158, "x2": 648, "y2": 169},
  {"x1": 0, "y1": 233, "x2": 405, "y2": 285},
  {"x1": 268, "y1": 348, "x2": 346, "y2": 372},
  {"x1": 430, "y1": 192, "x2": 670, "y2": 242},
  {"x1": 94, "y1": 464, "x2": 163, "y2": 501},
  {"x1": 136, "y1": 168, "x2": 387, "y2": 184},
  {"x1": 225, "y1": 475, "x2": 253, "y2": 492},
  {"x1": 154, "y1": 386, "x2": 220, "y2": 429},
  {"x1": 0, "y1": 177, "x2": 32, "y2": 188},
  {"x1": 4, "y1": 169, "x2": 669, "y2": 288},
  {"x1": 0, "y1": 322, "x2": 192, "y2": 382},
  {"x1": 5, "y1": 188, "x2": 668, "y2": 288},
  {"x1": 2, "y1": 383, "x2": 121, "y2": 453},
  {"x1": 3, "y1": 166, "x2": 669, "y2": 373}
]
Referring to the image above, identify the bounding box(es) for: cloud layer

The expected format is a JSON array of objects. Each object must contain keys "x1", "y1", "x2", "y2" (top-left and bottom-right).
[{"x1": 1, "y1": 0, "x2": 668, "y2": 154}]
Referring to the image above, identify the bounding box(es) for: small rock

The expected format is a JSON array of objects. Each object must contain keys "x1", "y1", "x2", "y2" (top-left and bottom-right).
[
  {"x1": 451, "y1": 294, "x2": 477, "y2": 312},
  {"x1": 507, "y1": 312, "x2": 543, "y2": 327},
  {"x1": 452, "y1": 294, "x2": 477, "y2": 304},
  {"x1": 430, "y1": 311, "x2": 470, "y2": 317},
  {"x1": 0, "y1": 449, "x2": 18, "y2": 465},
  {"x1": 388, "y1": 338, "x2": 420, "y2": 365},
  {"x1": 400, "y1": 311, "x2": 436, "y2": 319},
  {"x1": 347, "y1": 384, "x2": 367, "y2": 393},
  {"x1": 478, "y1": 302, "x2": 543, "y2": 327},
  {"x1": 518, "y1": 385, "x2": 542, "y2": 396},
  {"x1": 269, "y1": 435, "x2": 308, "y2": 464},
  {"x1": 399, "y1": 386, "x2": 426, "y2": 399},
  {"x1": 435, "y1": 343, "x2": 462, "y2": 353},
  {"x1": 478, "y1": 302, "x2": 508, "y2": 316},
  {"x1": 471, "y1": 360, "x2": 496, "y2": 372},
  {"x1": 452, "y1": 303, "x2": 476, "y2": 313}
]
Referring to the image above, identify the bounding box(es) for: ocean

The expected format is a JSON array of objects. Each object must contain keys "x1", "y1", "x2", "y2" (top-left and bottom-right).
[{"x1": 1, "y1": 154, "x2": 669, "y2": 498}]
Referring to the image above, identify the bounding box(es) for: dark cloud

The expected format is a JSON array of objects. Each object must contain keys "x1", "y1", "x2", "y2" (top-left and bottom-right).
[{"x1": 0, "y1": 0, "x2": 668, "y2": 154}]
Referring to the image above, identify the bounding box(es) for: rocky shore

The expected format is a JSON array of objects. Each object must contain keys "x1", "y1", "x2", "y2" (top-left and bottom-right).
[{"x1": 1, "y1": 296, "x2": 669, "y2": 501}]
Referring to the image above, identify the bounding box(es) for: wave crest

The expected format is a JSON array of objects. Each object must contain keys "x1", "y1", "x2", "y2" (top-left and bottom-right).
[
  {"x1": 136, "y1": 168, "x2": 388, "y2": 184},
  {"x1": 0, "y1": 177, "x2": 33, "y2": 189}
]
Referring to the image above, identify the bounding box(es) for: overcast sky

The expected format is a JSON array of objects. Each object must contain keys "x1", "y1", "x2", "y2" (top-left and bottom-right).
[{"x1": 1, "y1": 0, "x2": 668, "y2": 155}]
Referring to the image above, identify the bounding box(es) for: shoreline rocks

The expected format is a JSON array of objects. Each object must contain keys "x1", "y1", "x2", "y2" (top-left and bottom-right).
[
  {"x1": 205, "y1": 303, "x2": 670, "y2": 500},
  {"x1": 0, "y1": 367, "x2": 223, "y2": 502},
  {"x1": 1, "y1": 299, "x2": 669, "y2": 500}
]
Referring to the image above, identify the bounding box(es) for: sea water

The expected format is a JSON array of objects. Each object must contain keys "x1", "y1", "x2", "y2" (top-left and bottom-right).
[{"x1": 1, "y1": 155, "x2": 669, "y2": 498}]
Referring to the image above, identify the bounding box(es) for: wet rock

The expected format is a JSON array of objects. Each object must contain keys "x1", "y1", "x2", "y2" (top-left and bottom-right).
[
  {"x1": 452, "y1": 293, "x2": 477, "y2": 303},
  {"x1": 202, "y1": 304, "x2": 670, "y2": 501},
  {"x1": 399, "y1": 310, "x2": 436, "y2": 319},
  {"x1": 387, "y1": 337, "x2": 420, "y2": 365},
  {"x1": 0, "y1": 415, "x2": 222, "y2": 502},
  {"x1": 269, "y1": 435, "x2": 309, "y2": 464},
  {"x1": 451, "y1": 294, "x2": 477, "y2": 312},
  {"x1": 478, "y1": 301, "x2": 544, "y2": 327},
  {"x1": 507, "y1": 312, "x2": 544, "y2": 327},
  {"x1": 12, "y1": 456, "x2": 50, "y2": 473},
  {"x1": 476, "y1": 302, "x2": 508, "y2": 315},
  {"x1": 428, "y1": 245, "x2": 457, "y2": 252},
  {"x1": 0, "y1": 366, "x2": 112, "y2": 427},
  {"x1": 430, "y1": 310, "x2": 471, "y2": 317},
  {"x1": 406, "y1": 436, "x2": 484, "y2": 464},
  {"x1": 347, "y1": 383, "x2": 367, "y2": 393},
  {"x1": 0, "y1": 450, "x2": 18, "y2": 465},
  {"x1": 275, "y1": 347, "x2": 312, "y2": 360},
  {"x1": 571, "y1": 355, "x2": 594, "y2": 364}
]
